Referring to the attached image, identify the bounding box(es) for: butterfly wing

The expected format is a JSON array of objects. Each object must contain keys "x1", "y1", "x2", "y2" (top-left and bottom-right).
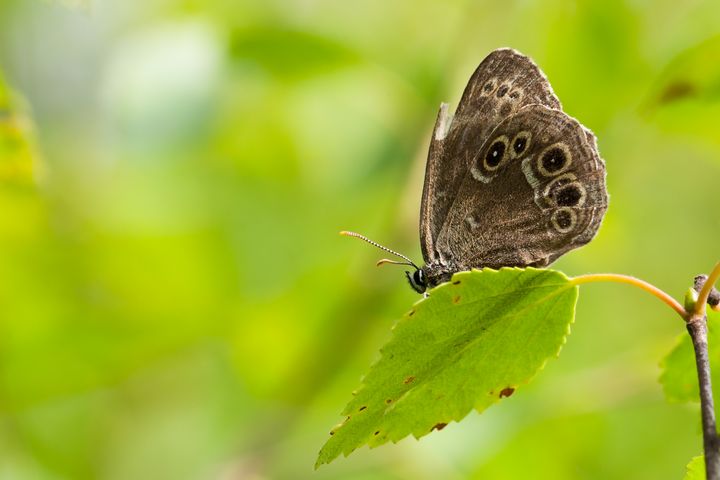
[
  {"x1": 434, "y1": 104, "x2": 608, "y2": 269},
  {"x1": 419, "y1": 48, "x2": 561, "y2": 263}
]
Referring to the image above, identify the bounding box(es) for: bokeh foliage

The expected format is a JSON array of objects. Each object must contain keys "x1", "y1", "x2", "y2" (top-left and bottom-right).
[
  {"x1": 0, "y1": 0, "x2": 719, "y2": 479},
  {"x1": 661, "y1": 315, "x2": 720, "y2": 404}
]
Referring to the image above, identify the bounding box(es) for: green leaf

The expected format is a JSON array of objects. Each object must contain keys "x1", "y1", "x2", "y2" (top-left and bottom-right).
[
  {"x1": 644, "y1": 35, "x2": 720, "y2": 146},
  {"x1": 684, "y1": 455, "x2": 705, "y2": 480},
  {"x1": 316, "y1": 267, "x2": 577, "y2": 467},
  {"x1": 647, "y1": 35, "x2": 720, "y2": 107},
  {"x1": 659, "y1": 314, "x2": 720, "y2": 403},
  {"x1": 230, "y1": 27, "x2": 360, "y2": 80}
]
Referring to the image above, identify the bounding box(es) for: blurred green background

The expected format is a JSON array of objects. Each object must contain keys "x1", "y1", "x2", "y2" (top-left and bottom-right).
[{"x1": 1, "y1": 0, "x2": 720, "y2": 478}]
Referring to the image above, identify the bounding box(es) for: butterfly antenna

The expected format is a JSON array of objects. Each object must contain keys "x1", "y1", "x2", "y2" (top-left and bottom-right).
[{"x1": 340, "y1": 231, "x2": 419, "y2": 269}]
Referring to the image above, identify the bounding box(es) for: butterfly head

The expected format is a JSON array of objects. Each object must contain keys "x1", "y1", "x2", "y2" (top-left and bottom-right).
[{"x1": 405, "y1": 268, "x2": 427, "y2": 294}]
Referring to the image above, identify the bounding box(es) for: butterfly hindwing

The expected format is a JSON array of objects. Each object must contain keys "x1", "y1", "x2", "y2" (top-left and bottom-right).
[{"x1": 434, "y1": 104, "x2": 608, "y2": 269}]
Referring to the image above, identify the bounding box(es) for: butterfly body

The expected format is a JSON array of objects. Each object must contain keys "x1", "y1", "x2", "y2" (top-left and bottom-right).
[{"x1": 411, "y1": 48, "x2": 608, "y2": 293}]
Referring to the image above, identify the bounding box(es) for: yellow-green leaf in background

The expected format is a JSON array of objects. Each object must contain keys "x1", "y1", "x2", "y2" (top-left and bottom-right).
[
  {"x1": 645, "y1": 35, "x2": 720, "y2": 146},
  {"x1": 0, "y1": 73, "x2": 40, "y2": 185},
  {"x1": 647, "y1": 35, "x2": 720, "y2": 107},
  {"x1": 659, "y1": 314, "x2": 720, "y2": 403},
  {"x1": 230, "y1": 27, "x2": 360, "y2": 81}
]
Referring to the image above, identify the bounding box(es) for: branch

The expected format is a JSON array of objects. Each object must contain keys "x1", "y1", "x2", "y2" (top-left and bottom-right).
[
  {"x1": 571, "y1": 273, "x2": 686, "y2": 319},
  {"x1": 691, "y1": 268, "x2": 720, "y2": 480},
  {"x1": 687, "y1": 315, "x2": 719, "y2": 480},
  {"x1": 695, "y1": 266, "x2": 720, "y2": 316}
]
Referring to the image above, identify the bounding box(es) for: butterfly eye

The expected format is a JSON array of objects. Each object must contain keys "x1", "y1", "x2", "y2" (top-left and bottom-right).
[
  {"x1": 543, "y1": 174, "x2": 587, "y2": 208},
  {"x1": 481, "y1": 79, "x2": 497, "y2": 95},
  {"x1": 511, "y1": 132, "x2": 531, "y2": 157},
  {"x1": 537, "y1": 143, "x2": 572, "y2": 176},
  {"x1": 555, "y1": 184, "x2": 584, "y2": 207},
  {"x1": 483, "y1": 136, "x2": 509, "y2": 171},
  {"x1": 551, "y1": 207, "x2": 577, "y2": 233}
]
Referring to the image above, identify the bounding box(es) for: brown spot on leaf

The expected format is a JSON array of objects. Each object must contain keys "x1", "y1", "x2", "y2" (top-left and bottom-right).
[
  {"x1": 403, "y1": 376, "x2": 415, "y2": 384},
  {"x1": 499, "y1": 387, "x2": 515, "y2": 398},
  {"x1": 385, "y1": 398, "x2": 393, "y2": 404},
  {"x1": 452, "y1": 280, "x2": 461, "y2": 285},
  {"x1": 329, "y1": 431, "x2": 335, "y2": 435},
  {"x1": 408, "y1": 310, "x2": 415, "y2": 317},
  {"x1": 432, "y1": 423, "x2": 448, "y2": 431},
  {"x1": 452, "y1": 296, "x2": 461, "y2": 304},
  {"x1": 359, "y1": 406, "x2": 367, "y2": 411},
  {"x1": 374, "y1": 431, "x2": 380, "y2": 436}
]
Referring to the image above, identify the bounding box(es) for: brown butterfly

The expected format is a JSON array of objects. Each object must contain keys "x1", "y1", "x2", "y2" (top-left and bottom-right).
[{"x1": 343, "y1": 48, "x2": 608, "y2": 293}]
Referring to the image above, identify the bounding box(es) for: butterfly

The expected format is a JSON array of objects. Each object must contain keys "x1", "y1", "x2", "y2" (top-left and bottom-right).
[{"x1": 343, "y1": 48, "x2": 608, "y2": 294}]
